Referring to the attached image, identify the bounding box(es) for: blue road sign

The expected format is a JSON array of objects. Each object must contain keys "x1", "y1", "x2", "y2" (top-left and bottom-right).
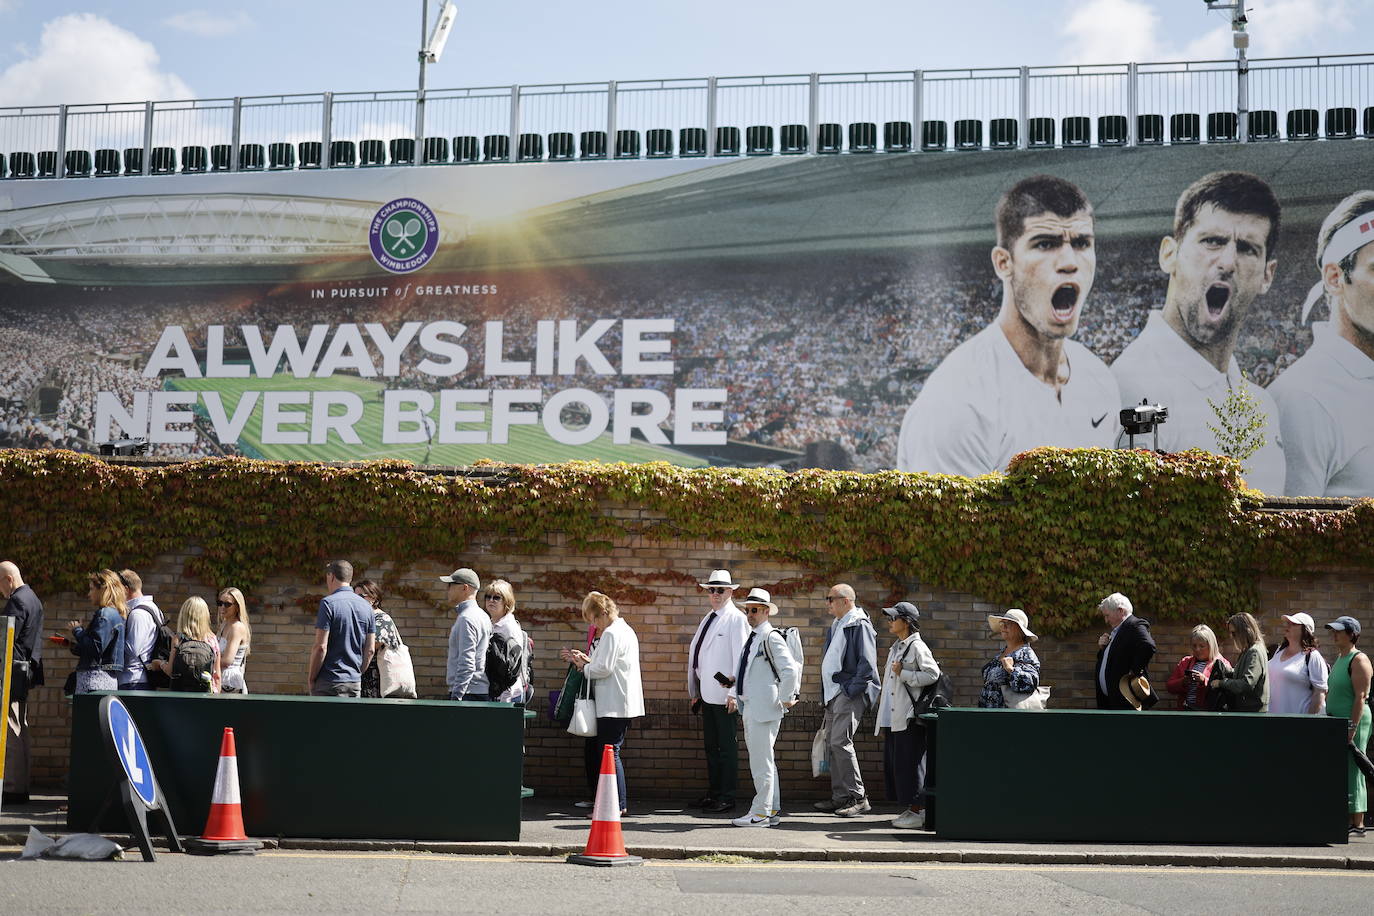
[{"x1": 106, "y1": 697, "x2": 157, "y2": 808}]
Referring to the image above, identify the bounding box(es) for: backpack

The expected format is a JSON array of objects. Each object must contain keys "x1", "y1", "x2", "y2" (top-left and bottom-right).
[
  {"x1": 485, "y1": 630, "x2": 525, "y2": 698},
  {"x1": 898, "y1": 639, "x2": 956, "y2": 716},
  {"x1": 142, "y1": 606, "x2": 176, "y2": 690},
  {"x1": 169, "y1": 636, "x2": 215, "y2": 693},
  {"x1": 761, "y1": 627, "x2": 804, "y2": 701}
]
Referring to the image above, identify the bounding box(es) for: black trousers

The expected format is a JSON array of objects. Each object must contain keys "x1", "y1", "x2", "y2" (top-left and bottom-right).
[
  {"x1": 701, "y1": 702, "x2": 739, "y2": 802},
  {"x1": 882, "y1": 722, "x2": 928, "y2": 808}
]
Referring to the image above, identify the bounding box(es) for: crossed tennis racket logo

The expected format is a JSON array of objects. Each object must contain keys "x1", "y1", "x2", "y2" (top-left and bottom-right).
[{"x1": 383, "y1": 213, "x2": 425, "y2": 255}]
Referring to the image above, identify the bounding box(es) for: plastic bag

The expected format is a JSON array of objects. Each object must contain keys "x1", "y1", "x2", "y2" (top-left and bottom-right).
[
  {"x1": 19, "y1": 827, "x2": 124, "y2": 861},
  {"x1": 811, "y1": 725, "x2": 830, "y2": 778}
]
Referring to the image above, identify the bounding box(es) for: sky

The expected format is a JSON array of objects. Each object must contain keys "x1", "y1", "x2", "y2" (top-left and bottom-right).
[{"x1": 0, "y1": 1, "x2": 1370, "y2": 108}]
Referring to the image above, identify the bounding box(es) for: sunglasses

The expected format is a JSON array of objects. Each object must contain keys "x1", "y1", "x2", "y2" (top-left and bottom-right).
[
  {"x1": 707, "y1": 587, "x2": 731, "y2": 595},
  {"x1": 483, "y1": 593, "x2": 504, "y2": 601},
  {"x1": 216, "y1": 599, "x2": 234, "y2": 607}
]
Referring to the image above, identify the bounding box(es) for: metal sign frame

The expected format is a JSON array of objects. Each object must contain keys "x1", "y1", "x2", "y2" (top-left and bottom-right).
[{"x1": 93, "y1": 695, "x2": 182, "y2": 862}]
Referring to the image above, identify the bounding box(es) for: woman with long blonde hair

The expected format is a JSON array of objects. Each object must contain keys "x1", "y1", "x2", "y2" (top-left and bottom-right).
[
  {"x1": 167, "y1": 596, "x2": 221, "y2": 693},
  {"x1": 216, "y1": 587, "x2": 251, "y2": 694},
  {"x1": 66, "y1": 569, "x2": 127, "y2": 694}
]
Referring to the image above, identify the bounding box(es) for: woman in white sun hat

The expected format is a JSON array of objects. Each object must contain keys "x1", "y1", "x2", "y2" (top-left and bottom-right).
[
  {"x1": 978, "y1": 609, "x2": 1041, "y2": 708},
  {"x1": 1267, "y1": 612, "x2": 1329, "y2": 715}
]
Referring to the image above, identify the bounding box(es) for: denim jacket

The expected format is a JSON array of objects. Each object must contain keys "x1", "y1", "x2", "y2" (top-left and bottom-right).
[{"x1": 73, "y1": 606, "x2": 125, "y2": 672}]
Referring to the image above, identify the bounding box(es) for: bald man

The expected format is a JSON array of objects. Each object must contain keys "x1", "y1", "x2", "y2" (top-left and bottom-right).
[{"x1": 2, "y1": 561, "x2": 44, "y2": 804}]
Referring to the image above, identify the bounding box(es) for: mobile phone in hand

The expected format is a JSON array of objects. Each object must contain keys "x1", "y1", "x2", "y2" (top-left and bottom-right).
[{"x1": 713, "y1": 671, "x2": 735, "y2": 687}]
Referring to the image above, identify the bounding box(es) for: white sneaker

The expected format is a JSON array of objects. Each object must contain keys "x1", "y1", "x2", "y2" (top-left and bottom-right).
[
  {"x1": 768, "y1": 812, "x2": 781, "y2": 827},
  {"x1": 731, "y1": 813, "x2": 774, "y2": 828},
  {"x1": 892, "y1": 809, "x2": 926, "y2": 830}
]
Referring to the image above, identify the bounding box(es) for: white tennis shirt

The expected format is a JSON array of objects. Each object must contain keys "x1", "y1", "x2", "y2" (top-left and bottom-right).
[
  {"x1": 1270, "y1": 321, "x2": 1374, "y2": 498},
  {"x1": 896, "y1": 323, "x2": 1120, "y2": 475},
  {"x1": 1111, "y1": 311, "x2": 1286, "y2": 494}
]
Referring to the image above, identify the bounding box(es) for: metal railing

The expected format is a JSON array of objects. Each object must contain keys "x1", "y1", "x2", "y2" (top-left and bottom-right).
[{"x1": 1, "y1": 52, "x2": 1372, "y2": 179}]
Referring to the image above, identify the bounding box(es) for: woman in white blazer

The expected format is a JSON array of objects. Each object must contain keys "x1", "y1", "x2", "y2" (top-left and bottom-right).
[
  {"x1": 875, "y1": 602, "x2": 941, "y2": 830},
  {"x1": 725, "y1": 588, "x2": 801, "y2": 828},
  {"x1": 560, "y1": 591, "x2": 644, "y2": 815}
]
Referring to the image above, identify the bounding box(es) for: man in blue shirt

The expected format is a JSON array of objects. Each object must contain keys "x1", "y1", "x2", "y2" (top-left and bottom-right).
[
  {"x1": 307, "y1": 560, "x2": 375, "y2": 698},
  {"x1": 442, "y1": 567, "x2": 491, "y2": 701}
]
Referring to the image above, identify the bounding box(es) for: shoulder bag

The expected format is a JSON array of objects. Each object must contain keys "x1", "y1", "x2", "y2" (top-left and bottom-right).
[
  {"x1": 378, "y1": 640, "x2": 417, "y2": 699},
  {"x1": 566, "y1": 666, "x2": 597, "y2": 737}
]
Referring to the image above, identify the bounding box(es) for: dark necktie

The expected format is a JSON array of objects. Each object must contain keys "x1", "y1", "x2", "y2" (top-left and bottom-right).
[
  {"x1": 736, "y1": 632, "x2": 756, "y2": 695},
  {"x1": 691, "y1": 612, "x2": 717, "y2": 676}
]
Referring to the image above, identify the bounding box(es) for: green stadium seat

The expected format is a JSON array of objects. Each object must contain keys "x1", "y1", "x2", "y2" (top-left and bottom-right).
[
  {"x1": 239, "y1": 143, "x2": 266, "y2": 170},
  {"x1": 1137, "y1": 114, "x2": 1164, "y2": 145},
  {"x1": 64, "y1": 149, "x2": 92, "y2": 177},
  {"x1": 1326, "y1": 107, "x2": 1356, "y2": 139},
  {"x1": 715, "y1": 126, "x2": 740, "y2": 156},
  {"x1": 548, "y1": 132, "x2": 576, "y2": 160},
  {"x1": 745, "y1": 125, "x2": 774, "y2": 155},
  {"x1": 1027, "y1": 117, "x2": 1054, "y2": 148},
  {"x1": 883, "y1": 121, "x2": 912, "y2": 153},
  {"x1": 646, "y1": 129, "x2": 673, "y2": 158},
  {"x1": 94, "y1": 149, "x2": 120, "y2": 176},
  {"x1": 1247, "y1": 110, "x2": 1278, "y2": 141},
  {"x1": 1098, "y1": 115, "x2": 1128, "y2": 146},
  {"x1": 921, "y1": 121, "x2": 947, "y2": 151},
  {"x1": 580, "y1": 130, "x2": 607, "y2": 159},
  {"x1": 359, "y1": 139, "x2": 386, "y2": 166},
  {"x1": 1062, "y1": 117, "x2": 1091, "y2": 147},
  {"x1": 518, "y1": 133, "x2": 544, "y2": 161},
  {"x1": 483, "y1": 134, "x2": 510, "y2": 162},
  {"x1": 679, "y1": 127, "x2": 707, "y2": 157},
  {"x1": 817, "y1": 123, "x2": 842, "y2": 153},
  {"x1": 329, "y1": 140, "x2": 356, "y2": 167},
  {"x1": 123, "y1": 147, "x2": 144, "y2": 175},
  {"x1": 780, "y1": 124, "x2": 807, "y2": 154},
  {"x1": 1207, "y1": 112, "x2": 1237, "y2": 143},
  {"x1": 990, "y1": 119, "x2": 1017, "y2": 150},
  {"x1": 1286, "y1": 108, "x2": 1319, "y2": 140},
  {"x1": 613, "y1": 130, "x2": 639, "y2": 159},
  {"x1": 210, "y1": 144, "x2": 232, "y2": 171},
  {"x1": 150, "y1": 146, "x2": 176, "y2": 174},
  {"x1": 298, "y1": 142, "x2": 323, "y2": 168},
  {"x1": 181, "y1": 145, "x2": 208, "y2": 173},
  {"x1": 389, "y1": 138, "x2": 415, "y2": 165},
  {"x1": 848, "y1": 122, "x2": 877, "y2": 153},
  {"x1": 955, "y1": 119, "x2": 983, "y2": 150},
  {"x1": 1170, "y1": 113, "x2": 1200, "y2": 144},
  {"x1": 269, "y1": 142, "x2": 296, "y2": 169}
]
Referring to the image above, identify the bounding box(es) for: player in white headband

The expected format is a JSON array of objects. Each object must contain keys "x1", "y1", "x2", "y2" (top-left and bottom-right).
[{"x1": 1271, "y1": 190, "x2": 1374, "y2": 497}]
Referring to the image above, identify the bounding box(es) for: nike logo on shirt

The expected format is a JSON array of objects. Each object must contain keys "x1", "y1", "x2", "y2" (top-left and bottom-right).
[{"x1": 1091, "y1": 413, "x2": 1108, "y2": 428}]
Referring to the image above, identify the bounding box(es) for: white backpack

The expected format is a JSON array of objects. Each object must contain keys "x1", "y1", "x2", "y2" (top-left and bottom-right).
[{"x1": 761, "y1": 626, "x2": 804, "y2": 701}]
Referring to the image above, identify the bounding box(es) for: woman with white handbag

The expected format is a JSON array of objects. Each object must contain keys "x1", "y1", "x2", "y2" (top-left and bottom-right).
[
  {"x1": 978, "y1": 608, "x2": 1046, "y2": 709},
  {"x1": 559, "y1": 591, "x2": 644, "y2": 816},
  {"x1": 355, "y1": 579, "x2": 416, "y2": 699}
]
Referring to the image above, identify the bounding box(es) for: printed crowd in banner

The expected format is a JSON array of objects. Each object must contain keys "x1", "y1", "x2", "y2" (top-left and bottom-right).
[{"x1": 94, "y1": 319, "x2": 727, "y2": 447}]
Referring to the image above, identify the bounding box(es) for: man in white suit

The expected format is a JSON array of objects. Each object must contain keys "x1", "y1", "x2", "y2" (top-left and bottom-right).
[
  {"x1": 686, "y1": 569, "x2": 751, "y2": 812},
  {"x1": 727, "y1": 588, "x2": 802, "y2": 828}
]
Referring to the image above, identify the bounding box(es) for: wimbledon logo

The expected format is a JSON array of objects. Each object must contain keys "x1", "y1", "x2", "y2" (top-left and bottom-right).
[{"x1": 369, "y1": 197, "x2": 440, "y2": 273}]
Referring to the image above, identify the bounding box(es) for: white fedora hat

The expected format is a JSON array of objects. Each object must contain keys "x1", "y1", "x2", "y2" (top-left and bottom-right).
[
  {"x1": 698, "y1": 569, "x2": 741, "y2": 589},
  {"x1": 741, "y1": 587, "x2": 778, "y2": 616}
]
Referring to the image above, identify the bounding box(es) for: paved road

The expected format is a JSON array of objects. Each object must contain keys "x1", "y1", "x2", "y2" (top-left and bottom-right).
[{"x1": 4, "y1": 851, "x2": 1374, "y2": 915}]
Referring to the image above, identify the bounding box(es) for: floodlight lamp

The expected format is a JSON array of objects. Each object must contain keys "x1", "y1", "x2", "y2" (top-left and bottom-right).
[{"x1": 423, "y1": 1, "x2": 458, "y2": 64}]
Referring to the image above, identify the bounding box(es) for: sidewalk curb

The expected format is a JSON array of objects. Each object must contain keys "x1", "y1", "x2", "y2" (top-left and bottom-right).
[{"x1": 3, "y1": 833, "x2": 1366, "y2": 869}]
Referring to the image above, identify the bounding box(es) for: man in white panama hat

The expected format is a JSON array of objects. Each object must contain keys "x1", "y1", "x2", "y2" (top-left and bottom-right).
[
  {"x1": 1272, "y1": 190, "x2": 1374, "y2": 497},
  {"x1": 686, "y1": 569, "x2": 750, "y2": 813},
  {"x1": 726, "y1": 588, "x2": 801, "y2": 828}
]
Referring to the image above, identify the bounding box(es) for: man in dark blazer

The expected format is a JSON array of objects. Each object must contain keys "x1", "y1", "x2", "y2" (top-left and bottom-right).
[{"x1": 1095, "y1": 592, "x2": 1157, "y2": 710}]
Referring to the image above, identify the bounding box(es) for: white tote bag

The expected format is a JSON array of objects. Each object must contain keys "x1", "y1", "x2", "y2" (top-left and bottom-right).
[
  {"x1": 567, "y1": 670, "x2": 597, "y2": 737},
  {"x1": 378, "y1": 641, "x2": 417, "y2": 699},
  {"x1": 1002, "y1": 685, "x2": 1051, "y2": 710}
]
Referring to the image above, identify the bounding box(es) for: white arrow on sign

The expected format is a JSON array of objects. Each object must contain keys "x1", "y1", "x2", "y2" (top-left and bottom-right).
[{"x1": 120, "y1": 717, "x2": 144, "y2": 784}]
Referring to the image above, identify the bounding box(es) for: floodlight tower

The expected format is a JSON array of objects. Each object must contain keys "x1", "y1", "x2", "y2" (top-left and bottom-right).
[
  {"x1": 416, "y1": 1, "x2": 459, "y2": 147},
  {"x1": 1204, "y1": 1, "x2": 1251, "y2": 141}
]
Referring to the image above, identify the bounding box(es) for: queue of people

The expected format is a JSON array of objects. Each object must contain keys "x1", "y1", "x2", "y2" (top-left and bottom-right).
[{"x1": 3, "y1": 557, "x2": 1369, "y2": 837}]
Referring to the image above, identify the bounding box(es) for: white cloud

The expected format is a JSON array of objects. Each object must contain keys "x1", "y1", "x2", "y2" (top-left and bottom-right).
[
  {"x1": 1062, "y1": 0, "x2": 1164, "y2": 64},
  {"x1": 162, "y1": 11, "x2": 254, "y2": 38},
  {"x1": 1062, "y1": 0, "x2": 1358, "y2": 65},
  {"x1": 0, "y1": 14, "x2": 193, "y2": 107}
]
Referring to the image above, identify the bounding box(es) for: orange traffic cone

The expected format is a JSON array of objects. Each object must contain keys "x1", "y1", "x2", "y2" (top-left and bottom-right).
[
  {"x1": 567, "y1": 744, "x2": 642, "y2": 867},
  {"x1": 185, "y1": 727, "x2": 262, "y2": 855}
]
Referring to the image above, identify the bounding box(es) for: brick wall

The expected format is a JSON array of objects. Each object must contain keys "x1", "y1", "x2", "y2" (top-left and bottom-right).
[{"x1": 20, "y1": 505, "x2": 1374, "y2": 806}]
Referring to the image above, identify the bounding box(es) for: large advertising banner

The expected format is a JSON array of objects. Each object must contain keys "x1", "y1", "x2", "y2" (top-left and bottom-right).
[{"x1": 1, "y1": 142, "x2": 1372, "y2": 496}]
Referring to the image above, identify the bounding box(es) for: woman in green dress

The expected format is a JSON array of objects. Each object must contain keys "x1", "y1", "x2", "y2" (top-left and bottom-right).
[{"x1": 1324, "y1": 616, "x2": 1372, "y2": 837}]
